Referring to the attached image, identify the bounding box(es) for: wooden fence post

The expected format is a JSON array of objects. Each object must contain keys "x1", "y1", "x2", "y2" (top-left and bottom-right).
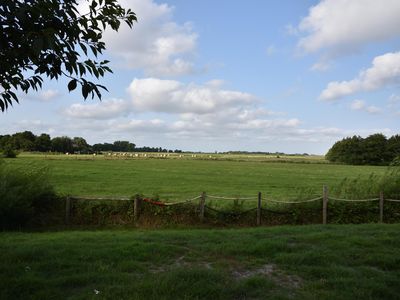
[
  {"x1": 134, "y1": 196, "x2": 142, "y2": 222},
  {"x1": 257, "y1": 192, "x2": 262, "y2": 226},
  {"x1": 379, "y1": 191, "x2": 384, "y2": 223},
  {"x1": 322, "y1": 185, "x2": 328, "y2": 225},
  {"x1": 65, "y1": 196, "x2": 71, "y2": 225},
  {"x1": 199, "y1": 192, "x2": 206, "y2": 222}
]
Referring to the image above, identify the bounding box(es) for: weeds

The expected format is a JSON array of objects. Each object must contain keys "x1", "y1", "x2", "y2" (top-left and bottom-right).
[{"x1": 0, "y1": 161, "x2": 59, "y2": 229}]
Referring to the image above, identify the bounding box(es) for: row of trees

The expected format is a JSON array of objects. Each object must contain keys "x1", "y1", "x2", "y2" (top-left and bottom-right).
[
  {"x1": 326, "y1": 133, "x2": 400, "y2": 165},
  {"x1": 0, "y1": 131, "x2": 182, "y2": 154}
]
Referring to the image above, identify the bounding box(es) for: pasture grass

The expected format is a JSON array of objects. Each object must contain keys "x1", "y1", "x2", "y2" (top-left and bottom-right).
[
  {"x1": 4, "y1": 153, "x2": 388, "y2": 201},
  {"x1": 0, "y1": 224, "x2": 399, "y2": 299}
]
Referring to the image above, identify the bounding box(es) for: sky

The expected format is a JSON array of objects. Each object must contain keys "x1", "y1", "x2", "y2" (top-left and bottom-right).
[{"x1": 1, "y1": 0, "x2": 400, "y2": 154}]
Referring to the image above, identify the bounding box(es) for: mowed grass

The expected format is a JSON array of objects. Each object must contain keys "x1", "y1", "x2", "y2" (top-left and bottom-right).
[
  {"x1": 0, "y1": 224, "x2": 399, "y2": 299},
  {"x1": 5, "y1": 153, "x2": 388, "y2": 200}
]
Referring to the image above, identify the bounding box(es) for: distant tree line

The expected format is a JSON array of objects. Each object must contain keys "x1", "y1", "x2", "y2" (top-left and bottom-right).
[
  {"x1": 225, "y1": 151, "x2": 310, "y2": 156},
  {"x1": 326, "y1": 133, "x2": 400, "y2": 165},
  {"x1": 0, "y1": 131, "x2": 182, "y2": 154}
]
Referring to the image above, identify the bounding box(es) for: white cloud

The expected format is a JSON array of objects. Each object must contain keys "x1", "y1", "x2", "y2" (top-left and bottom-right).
[
  {"x1": 350, "y1": 99, "x2": 382, "y2": 114},
  {"x1": 297, "y1": 0, "x2": 400, "y2": 55},
  {"x1": 350, "y1": 100, "x2": 366, "y2": 111},
  {"x1": 21, "y1": 89, "x2": 60, "y2": 102},
  {"x1": 110, "y1": 119, "x2": 165, "y2": 132},
  {"x1": 102, "y1": 0, "x2": 197, "y2": 76},
  {"x1": 40, "y1": 89, "x2": 60, "y2": 101},
  {"x1": 63, "y1": 98, "x2": 130, "y2": 119},
  {"x1": 61, "y1": 77, "x2": 316, "y2": 147},
  {"x1": 4, "y1": 120, "x2": 56, "y2": 135},
  {"x1": 320, "y1": 51, "x2": 400, "y2": 101},
  {"x1": 310, "y1": 61, "x2": 331, "y2": 72},
  {"x1": 292, "y1": 127, "x2": 392, "y2": 142},
  {"x1": 205, "y1": 79, "x2": 226, "y2": 88},
  {"x1": 127, "y1": 78, "x2": 257, "y2": 114},
  {"x1": 57, "y1": 76, "x2": 394, "y2": 152},
  {"x1": 63, "y1": 78, "x2": 261, "y2": 119},
  {"x1": 365, "y1": 106, "x2": 382, "y2": 114}
]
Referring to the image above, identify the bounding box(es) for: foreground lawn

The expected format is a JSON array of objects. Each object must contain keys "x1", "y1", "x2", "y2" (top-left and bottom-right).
[
  {"x1": 1, "y1": 224, "x2": 399, "y2": 299},
  {"x1": 5, "y1": 154, "x2": 387, "y2": 200}
]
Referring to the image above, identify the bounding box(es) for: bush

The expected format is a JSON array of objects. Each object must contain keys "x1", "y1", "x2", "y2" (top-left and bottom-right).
[
  {"x1": 0, "y1": 161, "x2": 59, "y2": 229},
  {"x1": 326, "y1": 168, "x2": 400, "y2": 223},
  {"x1": 390, "y1": 156, "x2": 400, "y2": 166},
  {"x1": 331, "y1": 167, "x2": 400, "y2": 200},
  {"x1": 1, "y1": 146, "x2": 18, "y2": 158}
]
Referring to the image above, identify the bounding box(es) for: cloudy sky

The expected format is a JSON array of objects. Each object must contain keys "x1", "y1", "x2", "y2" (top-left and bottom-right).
[{"x1": 1, "y1": 0, "x2": 400, "y2": 153}]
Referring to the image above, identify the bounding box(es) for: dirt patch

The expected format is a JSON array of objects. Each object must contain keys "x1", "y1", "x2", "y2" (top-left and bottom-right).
[
  {"x1": 232, "y1": 264, "x2": 302, "y2": 289},
  {"x1": 148, "y1": 255, "x2": 302, "y2": 289},
  {"x1": 149, "y1": 255, "x2": 214, "y2": 273}
]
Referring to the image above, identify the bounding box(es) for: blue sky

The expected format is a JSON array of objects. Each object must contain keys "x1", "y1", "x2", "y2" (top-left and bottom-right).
[{"x1": 1, "y1": 0, "x2": 400, "y2": 154}]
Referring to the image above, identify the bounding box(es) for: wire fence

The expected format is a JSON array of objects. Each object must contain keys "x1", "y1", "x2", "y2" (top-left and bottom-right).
[
  {"x1": 386, "y1": 199, "x2": 400, "y2": 203},
  {"x1": 65, "y1": 186, "x2": 400, "y2": 226},
  {"x1": 328, "y1": 197, "x2": 379, "y2": 202},
  {"x1": 267, "y1": 197, "x2": 322, "y2": 204},
  {"x1": 207, "y1": 195, "x2": 258, "y2": 200}
]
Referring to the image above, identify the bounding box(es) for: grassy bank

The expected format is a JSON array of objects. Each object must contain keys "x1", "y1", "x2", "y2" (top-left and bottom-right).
[{"x1": 1, "y1": 224, "x2": 399, "y2": 299}]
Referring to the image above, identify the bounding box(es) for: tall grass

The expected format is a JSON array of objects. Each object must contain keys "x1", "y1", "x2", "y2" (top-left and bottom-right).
[
  {"x1": 0, "y1": 160, "x2": 59, "y2": 229},
  {"x1": 331, "y1": 167, "x2": 400, "y2": 199}
]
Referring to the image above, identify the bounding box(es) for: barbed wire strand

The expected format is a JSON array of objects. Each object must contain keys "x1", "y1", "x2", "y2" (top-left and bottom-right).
[
  {"x1": 207, "y1": 195, "x2": 257, "y2": 200},
  {"x1": 71, "y1": 196, "x2": 131, "y2": 201},
  {"x1": 328, "y1": 197, "x2": 379, "y2": 202},
  {"x1": 164, "y1": 195, "x2": 202, "y2": 206},
  {"x1": 385, "y1": 199, "x2": 400, "y2": 203},
  {"x1": 267, "y1": 197, "x2": 322, "y2": 204}
]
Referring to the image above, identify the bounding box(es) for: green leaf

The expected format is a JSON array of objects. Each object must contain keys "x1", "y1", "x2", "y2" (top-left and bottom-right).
[
  {"x1": 68, "y1": 79, "x2": 77, "y2": 92},
  {"x1": 82, "y1": 84, "x2": 91, "y2": 99},
  {"x1": 80, "y1": 43, "x2": 88, "y2": 55}
]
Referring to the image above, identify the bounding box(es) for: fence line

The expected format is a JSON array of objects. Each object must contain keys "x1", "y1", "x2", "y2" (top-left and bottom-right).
[
  {"x1": 65, "y1": 187, "x2": 400, "y2": 226},
  {"x1": 207, "y1": 195, "x2": 257, "y2": 200},
  {"x1": 205, "y1": 206, "x2": 257, "y2": 216},
  {"x1": 71, "y1": 196, "x2": 131, "y2": 201},
  {"x1": 385, "y1": 199, "x2": 400, "y2": 203},
  {"x1": 163, "y1": 195, "x2": 202, "y2": 206},
  {"x1": 260, "y1": 207, "x2": 292, "y2": 215},
  {"x1": 328, "y1": 197, "x2": 379, "y2": 202},
  {"x1": 267, "y1": 197, "x2": 322, "y2": 204}
]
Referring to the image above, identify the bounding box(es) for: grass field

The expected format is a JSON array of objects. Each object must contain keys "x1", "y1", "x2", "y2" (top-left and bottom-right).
[
  {"x1": 5, "y1": 153, "x2": 388, "y2": 201},
  {"x1": 1, "y1": 224, "x2": 399, "y2": 299}
]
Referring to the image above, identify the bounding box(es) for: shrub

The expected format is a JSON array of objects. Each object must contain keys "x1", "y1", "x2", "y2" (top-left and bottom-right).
[
  {"x1": 390, "y1": 156, "x2": 400, "y2": 166},
  {"x1": 327, "y1": 168, "x2": 400, "y2": 223},
  {"x1": 331, "y1": 167, "x2": 400, "y2": 200},
  {"x1": 1, "y1": 146, "x2": 18, "y2": 158},
  {"x1": 0, "y1": 161, "x2": 59, "y2": 229}
]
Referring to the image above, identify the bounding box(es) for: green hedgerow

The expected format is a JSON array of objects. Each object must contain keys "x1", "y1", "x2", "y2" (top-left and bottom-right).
[
  {"x1": 0, "y1": 160, "x2": 58, "y2": 229},
  {"x1": 1, "y1": 146, "x2": 18, "y2": 158}
]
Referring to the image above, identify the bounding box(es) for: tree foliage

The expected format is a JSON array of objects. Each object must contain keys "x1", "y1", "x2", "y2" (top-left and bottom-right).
[
  {"x1": 0, "y1": 131, "x2": 182, "y2": 154},
  {"x1": 51, "y1": 136, "x2": 74, "y2": 153},
  {"x1": 326, "y1": 134, "x2": 400, "y2": 165},
  {"x1": 0, "y1": 0, "x2": 136, "y2": 111}
]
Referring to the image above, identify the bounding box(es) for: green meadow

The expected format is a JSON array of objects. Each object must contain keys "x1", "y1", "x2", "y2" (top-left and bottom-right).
[
  {"x1": 1, "y1": 224, "x2": 399, "y2": 300},
  {"x1": 6, "y1": 153, "x2": 388, "y2": 200},
  {"x1": 2, "y1": 154, "x2": 399, "y2": 300}
]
